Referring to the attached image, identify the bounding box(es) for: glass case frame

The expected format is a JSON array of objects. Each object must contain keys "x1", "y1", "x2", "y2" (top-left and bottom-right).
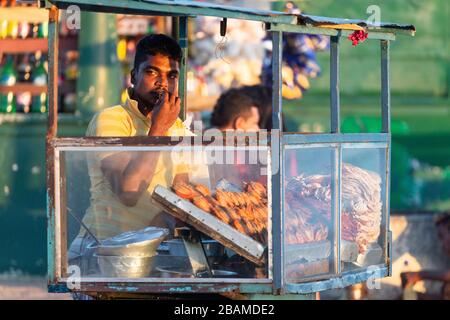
[{"x1": 43, "y1": 0, "x2": 414, "y2": 296}]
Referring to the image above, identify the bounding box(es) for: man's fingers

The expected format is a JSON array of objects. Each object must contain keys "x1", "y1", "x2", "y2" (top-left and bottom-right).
[
  {"x1": 162, "y1": 91, "x2": 169, "y2": 105},
  {"x1": 168, "y1": 92, "x2": 177, "y2": 106}
]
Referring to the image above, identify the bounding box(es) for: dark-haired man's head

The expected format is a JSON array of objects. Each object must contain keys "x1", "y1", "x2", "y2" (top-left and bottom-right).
[
  {"x1": 239, "y1": 85, "x2": 272, "y2": 130},
  {"x1": 130, "y1": 34, "x2": 182, "y2": 117},
  {"x1": 210, "y1": 88, "x2": 260, "y2": 132}
]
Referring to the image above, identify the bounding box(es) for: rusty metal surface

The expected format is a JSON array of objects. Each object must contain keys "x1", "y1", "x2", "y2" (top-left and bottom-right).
[
  {"x1": 46, "y1": 5, "x2": 59, "y2": 286},
  {"x1": 297, "y1": 14, "x2": 415, "y2": 33},
  {"x1": 48, "y1": 279, "x2": 274, "y2": 295},
  {"x1": 47, "y1": 0, "x2": 415, "y2": 34},
  {"x1": 49, "y1": 134, "x2": 271, "y2": 147}
]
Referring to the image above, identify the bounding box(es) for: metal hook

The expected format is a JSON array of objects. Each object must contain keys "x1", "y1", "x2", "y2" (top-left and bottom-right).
[{"x1": 220, "y1": 18, "x2": 227, "y2": 37}]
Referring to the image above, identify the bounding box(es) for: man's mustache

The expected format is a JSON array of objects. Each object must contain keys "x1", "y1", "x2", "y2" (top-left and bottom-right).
[{"x1": 149, "y1": 89, "x2": 169, "y2": 104}]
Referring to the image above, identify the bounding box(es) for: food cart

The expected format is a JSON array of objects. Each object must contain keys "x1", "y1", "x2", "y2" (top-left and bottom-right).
[{"x1": 43, "y1": 0, "x2": 415, "y2": 299}]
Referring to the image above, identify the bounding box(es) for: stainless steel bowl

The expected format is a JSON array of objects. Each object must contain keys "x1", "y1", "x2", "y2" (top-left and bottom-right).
[
  {"x1": 95, "y1": 253, "x2": 156, "y2": 278},
  {"x1": 89, "y1": 227, "x2": 169, "y2": 257}
]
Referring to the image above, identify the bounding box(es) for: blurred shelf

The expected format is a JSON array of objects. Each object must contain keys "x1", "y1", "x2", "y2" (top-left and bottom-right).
[
  {"x1": 0, "y1": 6, "x2": 48, "y2": 24},
  {"x1": 0, "y1": 38, "x2": 48, "y2": 53},
  {"x1": 0, "y1": 83, "x2": 46, "y2": 94},
  {"x1": 0, "y1": 82, "x2": 75, "y2": 94}
]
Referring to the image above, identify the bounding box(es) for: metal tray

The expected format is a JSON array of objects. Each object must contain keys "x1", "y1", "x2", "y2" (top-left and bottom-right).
[{"x1": 152, "y1": 185, "x2": 266, "y2": 266}]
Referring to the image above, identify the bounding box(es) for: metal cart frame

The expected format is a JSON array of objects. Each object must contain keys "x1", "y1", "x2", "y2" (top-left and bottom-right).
[{"x1": 43, "y1": 0, "x2": 415, "y2": 297}]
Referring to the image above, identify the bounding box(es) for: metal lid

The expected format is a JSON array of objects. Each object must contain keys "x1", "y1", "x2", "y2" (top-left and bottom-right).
[{"x1": 101, "y1": 227, "x2": 169, "y2": 247}]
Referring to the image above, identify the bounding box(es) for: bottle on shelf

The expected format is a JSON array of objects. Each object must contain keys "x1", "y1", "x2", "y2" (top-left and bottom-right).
[
  {"x1": 18, "y1": 21, "x2": 30, "y2": 39},
  {"x1": 117, "y1": 38, "x2": 127, "y2": 62},
  {"x1": 30, "y1": 51, "x2": 48, "y2": 113},
  {"x1": 0, "y1": 55, "x2": 17, "y2": 113},
  {"x1": 31, "y1": 23, "x2": 39, "y2": 38},
  {"x1": 17, "y1": 54, "x2": 32, "y2": 82},
  {"x1": 38, "y1": 21, "x2": 48, "y2": 38},
  {"x1": 0, "y1": 19, "x2": 8, "y2": 39},
  {"x1": 16, "y1": 54, "x2": 32, "y2": 113},
  {"x1": 64, "y1": 50, "x2": 78, "y2": 81},
  {"x1": 7, "y1": 20, "x2": 19, "y2": 39}
]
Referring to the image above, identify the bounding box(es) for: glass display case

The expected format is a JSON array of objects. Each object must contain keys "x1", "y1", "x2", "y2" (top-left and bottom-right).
[
  {"x1": 58, "y1": 143, "x2": 271, "y2": 281},
  {"x1": 282, "y1": 136, "x2": 390, "y2": 287},
  {"x1": 44, "y1": 0, "x2": 414, "y2": 298}
]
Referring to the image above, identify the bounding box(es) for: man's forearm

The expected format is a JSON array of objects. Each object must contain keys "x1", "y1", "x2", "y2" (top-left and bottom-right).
[{"x1": 118, "y1": 127, "x2": 167, "y2": 205}]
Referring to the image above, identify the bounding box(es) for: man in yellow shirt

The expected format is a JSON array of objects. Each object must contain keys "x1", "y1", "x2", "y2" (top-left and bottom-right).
[{"x1": 68, "y1": 34, "x2": 193, "y2": 275}]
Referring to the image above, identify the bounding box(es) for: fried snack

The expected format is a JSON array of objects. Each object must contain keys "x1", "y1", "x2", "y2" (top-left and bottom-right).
[
  {"x1": 247, "y1": 193, "x2": 262, "y2": 206},
  {"x1": 193, "y1": 196, "x2": 212, "y2": 213},
  {"x1": 245, "y1": 181, "x2": 267, "y2": 198},
  {"x1": 215, "y1": 190, "x2": 233, "y2": 208},
  {"x1": 227, "y1": 192, "x2": 238, "y2": 207},
  {"x1": 244, "y1": 220, "x2": 258, "y2": 235},
  {"x1": 224, "y1": 207, "x2": 241, "y2": 221},
  {"x1": 194, "y1": 183, "x2": 211, "y2": 197},
  {"x1": 237, "y1": 207, "x2": 253, "y2": 222},
  {"x1": 233, "y1": 220, "x2": 246, "y2": 234},
  {"x1": 211, "y1": 206, "x2": 231, "y2": 224},
  {"x1": 172, "y1": 183, "x2": 199, "y2": 200}
]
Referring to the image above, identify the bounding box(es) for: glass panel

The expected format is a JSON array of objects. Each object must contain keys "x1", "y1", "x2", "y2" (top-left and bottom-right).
[
  {"x1": 283, "y1": 146, "x2": 336, "y2": 283},
  {"x1": 60, "y1": 146, "x2": 270, "y2": 280},
  {"x1": 341, "y1": 146, "x2": 387, "y2": 272}
]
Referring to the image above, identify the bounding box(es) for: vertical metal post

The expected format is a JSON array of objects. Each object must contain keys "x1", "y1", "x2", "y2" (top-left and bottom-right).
[
  {"x1": 330, "y1": 36, "x2": 340, "y2": 133},
  {"x1": 171, "y1": 16, "x2": 180, "y2": 40},
  {"x1": 330, "y1": 36, "x2": 341, "y2": 274},
  {"x1": 381, "y1": 41, "x2": 391, "y2": 273},
  {"x1": 271, "y1": 30, "x2": 283, "y2": 293},
  {"x1": 272, "y1": 33, "x2": 283, "y2": 132},
  {"x1": 46, "y1": 5, "x2": 59, "y2": 284},
  {"x1": 47, "y1": 6, "x2": 59, "y2": 139},
  {"x1": 381, "y1": 40, "x2": 391, "y2": 133},
  {"x1": 178, "y1": 16, "x2": 188, "y2": 121},
  {"x1": 333, "y1": 146, "x2": 342, "y2": 275}
]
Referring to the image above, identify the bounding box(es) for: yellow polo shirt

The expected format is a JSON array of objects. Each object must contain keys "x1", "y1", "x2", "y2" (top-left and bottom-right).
[{"x1": 78, "y1": 90, "x2": 194, "y2": 239}]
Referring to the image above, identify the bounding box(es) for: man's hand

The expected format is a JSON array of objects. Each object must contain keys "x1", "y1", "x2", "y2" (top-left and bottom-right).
[{"x1": 149, "y1": 91, "x2": 180, "y2": 136}]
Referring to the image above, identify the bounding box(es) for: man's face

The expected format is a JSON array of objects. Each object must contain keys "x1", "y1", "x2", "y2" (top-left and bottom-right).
[
  {"x1": 235, "y1": 106, "x2": 260, "y2": 132},
  {"x1": 131, "y1": 53, "x2": 180, "y2": 116}
]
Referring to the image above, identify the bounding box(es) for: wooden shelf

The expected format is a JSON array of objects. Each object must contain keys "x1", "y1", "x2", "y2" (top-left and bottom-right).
[
  {"x1": 0, "y1": 83, "x2": 47, "y2": 94},
  {"x1": 0, "y1": 6, "x2": 48, "y2": 24},
  {"x1": 0, "y1": 38, "x2": 48, "y2": 53},
  {"x1": 0, "y1": 82, "x2": 75, "y2": 95}
]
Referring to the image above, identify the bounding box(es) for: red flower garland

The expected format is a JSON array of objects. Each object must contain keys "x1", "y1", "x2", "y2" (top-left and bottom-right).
[{"x1": 348, "y1": 30, "x2": 369, "y2": 46}]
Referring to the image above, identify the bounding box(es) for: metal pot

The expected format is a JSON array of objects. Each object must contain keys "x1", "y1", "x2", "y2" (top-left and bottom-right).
[{"x1": 95, "y1": 253, "x2": 157, "y2": 278}]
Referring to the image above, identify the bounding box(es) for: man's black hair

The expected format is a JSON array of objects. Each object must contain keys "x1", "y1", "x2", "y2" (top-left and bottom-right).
[
  {"x1": 210, "y1": 88, "x2": 256, "y2": 129},
  {"x1": 239, "y1": 85, "x2": 287, "y2": 131},
  {"x1": 133, "y1": 34, "x2": 182, "y2": 70}
]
